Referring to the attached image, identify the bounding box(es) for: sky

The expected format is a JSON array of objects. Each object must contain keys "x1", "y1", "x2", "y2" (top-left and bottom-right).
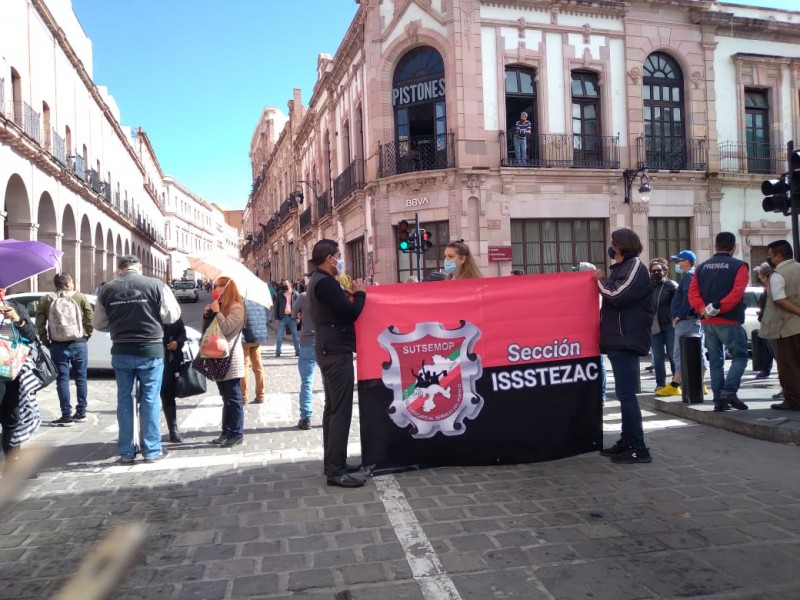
[
  {"x1": 70, "y1": 0, "x2": 358, "y2": 210},
  {"x1": 70, "y1": 0, "x2": 795, "y2": 211}
]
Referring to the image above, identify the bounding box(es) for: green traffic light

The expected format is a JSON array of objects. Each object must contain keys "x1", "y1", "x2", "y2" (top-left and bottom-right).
[{"x1": 400, "y1": 240, "x2": 409, "y2": 251}]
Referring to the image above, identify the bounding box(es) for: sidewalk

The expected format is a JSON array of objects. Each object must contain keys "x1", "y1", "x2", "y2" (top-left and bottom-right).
[{"x1": 635, "y1": 367, "x2": 800, "y2": 446}]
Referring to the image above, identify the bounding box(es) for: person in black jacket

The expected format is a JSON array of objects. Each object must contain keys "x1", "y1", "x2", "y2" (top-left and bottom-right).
[
  {"x1": 649, "y1": 258, "x2": 678, "y2": 392},
  {"x1": 594, "y1": 229, "x2": 655, "y2": 464},
  {"x1": 0, "y1": 290, "x2": 39, "y2": 465},
  {"x1": 306, "y1": 239, "x2": 367, "y2": 488},
  {"x1": 161, "y1": 318, "x2": 187, "y2": 443}
]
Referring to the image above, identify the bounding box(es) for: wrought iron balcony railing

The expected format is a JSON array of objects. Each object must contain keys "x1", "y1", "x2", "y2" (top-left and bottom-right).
[
  {"x1": 88, "y1": 169, "x2": 101, "y2": 193},
  {"x1": 718, "y1": 141, "x2": 785, "y2": 175},
  {"x1": 637, "y1": 136, "x2": 707, "y2": 171},
  {"x1": 102, "y1": 181, "x2": 112, "y2": 203},
  {"x1": 52, "y1": 130, "x2": 66, "y2": 165},
  {"x1": 0, "y1": 79, "x2": 4, "y2": 119},
  {"x1": 317, "y1": 190, "x2": 331, "y2": 219},
  {"x1": 333, "y1": 159, "x2": 365, "y2": 205},
  {"x1": 16, "y1": 102, "x2": 41, "y2": 144},
  {"x1": 279, "y1": 198, "x2": 291, "y2": 221},
  {"x1": 500, "y1": 132, "x2": 620, "y2": 168},
  {"x1": 71, "y1": 154, "x2": 86, "y2": 181},
  {"x1": 114, "y1": 191, "x2": 121, "y2": 210},
  {"x1": 299, "y1": 208, "x2": 313, "y2": 233},
  {"x1": 379, "y1": 133, "x2": 455, "y2": 177}
]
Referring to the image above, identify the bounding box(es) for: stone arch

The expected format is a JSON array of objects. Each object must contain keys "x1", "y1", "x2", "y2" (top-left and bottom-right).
[
  {"x1": 124, "y1": 239, "x2": 130, "y2": 256},
  {"x1": 62, "y1": 206, "x2": 78, "y2": 278},
  {"x1": 3, "y1": 174, "x2": 32, "y2": 240},
  {"x1": 79, "y1": 216, "x2": 93, "y2": 293},
  {"x1": 94, "y1": 223, "x2": 105, "y2": 289},
  {"x1": 36, "y1": 191, "x2": 59, "y2": 290},
  {"x1": 106, "y1": 229, "x2": 115, "y2": 283}
]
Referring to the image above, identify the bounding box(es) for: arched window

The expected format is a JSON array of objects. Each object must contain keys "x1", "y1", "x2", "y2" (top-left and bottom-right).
[
  {"x1": 571, "y1": 71, "x2": 600, "y2": 166},
  {"x1": 505, "y1": 66, "x2": 537, "y2": 166},
  {"x1": 744, "y1": 90, "x2": 770, "y2": 173},
  {"x1": 643, "y1": 52, "x2": 686, "y2": 169},
  {"x1": 391, "y1": 47, "x2": 447, "y2": 174}
]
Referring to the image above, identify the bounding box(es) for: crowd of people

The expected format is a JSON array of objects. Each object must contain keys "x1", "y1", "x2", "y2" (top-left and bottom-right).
[{"x1": 2, "y1": 231, "x2": 798, "y2": 482}]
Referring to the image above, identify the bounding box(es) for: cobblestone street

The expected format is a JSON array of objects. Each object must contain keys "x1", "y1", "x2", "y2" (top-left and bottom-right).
[{"x1": 2, "y1": 342, "x2": 800, "y2": 600}]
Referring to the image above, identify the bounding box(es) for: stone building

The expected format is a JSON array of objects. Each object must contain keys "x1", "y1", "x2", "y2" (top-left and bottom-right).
[{"x1": 243, "y1": 0, "x2": 800, "y2": 284}]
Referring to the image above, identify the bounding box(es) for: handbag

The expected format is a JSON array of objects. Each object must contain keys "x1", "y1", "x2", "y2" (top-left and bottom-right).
[
  {"x1": 29, "y1": 339, "x2": 57, "y2": 390},
  {"x1": 175, "y1": 347, "x2": 207, "y2": 398},
  {"x1": 199, "y1": 318, "x2": 230, "y2": 359},
  {"x1": 0, "y1": 321, "x2": 31, "y2": 382},
  {"x1": 193, "y1": 330, "x2": 242, "y2": 382}
]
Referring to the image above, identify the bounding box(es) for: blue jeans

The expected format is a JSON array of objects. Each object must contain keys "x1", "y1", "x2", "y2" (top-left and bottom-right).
[
  {"x1": 50, "y1": 340, "x2": 88, "y2": 418},
  {"x1": 112, "y1": 354, "x2": 164, "y2": 460},
  {"x1": 513, "y1": 135, "x2": 527, "y2": 165},
  {"x1": 651, "y1": 322, "x2": 675, "y2": 388},
  {"x1": 297, "y1": 346, "x2": 317, "y2": 420},
  {"x1": 607, "y1": 349, "x2": 645, "y2": 449},
  {"x1": 216, "y1": 378, "x2": 244, "y2": 437},
  {"x1": 703, "y1": 323, "x2": 748, "y2": 401},
  {"x1": 275, "y1": 316, "x2": 299, "y2": 356}
]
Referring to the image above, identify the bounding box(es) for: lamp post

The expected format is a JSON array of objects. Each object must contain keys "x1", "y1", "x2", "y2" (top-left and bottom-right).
[
  {"x1": 292, "y1": 179, "x2": 321, "y2": 204},
  {"x1": 623, "y1": 167, "x2": 652, "y2": 203}
]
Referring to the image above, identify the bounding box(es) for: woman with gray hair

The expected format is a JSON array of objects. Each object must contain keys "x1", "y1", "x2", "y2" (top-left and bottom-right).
[{"x1": 754, "y1": 262, "x2": 775, "y2": 379}]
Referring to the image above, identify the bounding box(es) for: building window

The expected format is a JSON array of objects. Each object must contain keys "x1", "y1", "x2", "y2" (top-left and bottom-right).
[
  {"x1": 505, "y1": 66, "x2": 538, "y2": 165},
  {"x1": 511, "y1": 219, "x2": 605, "y2": 274},
  {"x1": 643, "y1": 52, "x2": 686, "y2": 170},
  {"x1": 744, "y1": 89, "x2": 771, "y2": 174},
  {"x1": 571, "y1": 71, "x2": 600, "y2": 166},
  {"x1": 396, "y1": 221, "x2": 449, "y2": 282},
  {"x1": 648, "y1": 218, "x2": 690, "y2": 280},
  {"x1": 392, "y1": 47, "x2": 447, "y2": 173},
  {"x1": 347, "y1": 237, "x2": 365, "y2": 281}
]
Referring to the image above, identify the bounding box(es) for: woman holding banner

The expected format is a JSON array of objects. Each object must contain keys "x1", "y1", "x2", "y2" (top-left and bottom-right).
[
  {"x1": 594, "y1": 228, "x2": 655, "y2": 464},
  {"x1": 443, "y1": 240, "x2": 482, "y2": 280}
]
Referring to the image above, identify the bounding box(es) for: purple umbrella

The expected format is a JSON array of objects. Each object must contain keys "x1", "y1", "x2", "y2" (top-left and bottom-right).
[{"x1": 0, "y1": 239, "x2": 63, "y2": 288}]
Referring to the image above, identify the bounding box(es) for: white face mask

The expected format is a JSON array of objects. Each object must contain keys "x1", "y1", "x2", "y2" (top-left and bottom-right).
[{"x1": 335, "y1": 257, "x2": 345, "y2": 275}]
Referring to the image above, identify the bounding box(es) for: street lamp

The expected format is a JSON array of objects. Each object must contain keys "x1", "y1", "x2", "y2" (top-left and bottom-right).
[
  {"x1": 292, "y1": 179, "x2": 321, "y2": 204},
  {"x1": 623, "y1": 167, "x2": 652, "y2": 204}
]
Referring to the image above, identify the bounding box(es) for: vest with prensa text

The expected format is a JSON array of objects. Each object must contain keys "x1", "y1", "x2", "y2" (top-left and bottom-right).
[{"x1": 695, "y1": 253, "x2": 747, "y2": 324}]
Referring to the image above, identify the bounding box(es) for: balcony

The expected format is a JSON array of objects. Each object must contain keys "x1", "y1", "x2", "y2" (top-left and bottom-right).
[
  {"x1": 637, "y1": 137, "x2": 707, "y2": 171},
  {"x1": 379, "y1": 133, "x2": 455, "y2": 177},
  {"x1": 52, "y1": 130, "x2": 66, "y2": 166},
  {"x1": 0, "y1": 78, "x2": 4, "y2": 118},
  {"x1": 71, "y1": 154, "x2": 86, "y2": 181},
  {"x1": 88, "y1": 169, "x2": 101, "y2": 193},
  {"x1": 500, "y1": 132, "x2": 620, "y2": 169},
  {"x1": 718, "y1": 141, "x2": 785, "y2": 175},
  {"x1": 14, "y1": 102, "x2": 41, "y2": 144},
  {"x1": 101, "y1": 181, "x2": 112, "y2": 203},
  {"x1": 114, "y1": 191, "x2": 121, "y2": 210},
  {"x1": 299, "y1": 208, "x2": 313, "y2": 233},
  {"x1": 279, "y1": 198, "x2": 291, "y2": 221},
  {"x1": 333, "y1": 159, "x2": 365, "y2": 205},
  {"x1": 317, "y1": 190, "x2": 331, "y2": 220}
]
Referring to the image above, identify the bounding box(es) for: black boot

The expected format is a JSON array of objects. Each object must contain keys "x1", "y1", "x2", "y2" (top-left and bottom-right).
[
  {"x1": 163, "y1": 397, "x2": 182, "y2": 443},
  {"x1": 168, "y1": 426, "x2": 183, "y2": 443}
]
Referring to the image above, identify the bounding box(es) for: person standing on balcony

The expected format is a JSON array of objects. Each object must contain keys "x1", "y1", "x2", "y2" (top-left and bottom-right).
[{"x1": 513, "y1": 112, "x2": 531, "y2": 166}]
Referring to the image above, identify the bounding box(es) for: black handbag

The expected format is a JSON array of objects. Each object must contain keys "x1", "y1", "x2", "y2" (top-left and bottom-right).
[
  {"x1": 29, "y1": 339, "x2": 57, "y2": 390},
  {"x1": 175, "y1": 347, "x2": 207, "y2": 398}
]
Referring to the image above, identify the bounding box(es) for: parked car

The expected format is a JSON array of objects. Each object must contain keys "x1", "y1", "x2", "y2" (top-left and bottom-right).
[
  {"x1": 742, "y1": 286, "x2": 762, "y2": 349},
  {"x1": 6, "y1": 292, "x2": 201, "y2": 370},
  {"x1": 172, "y1": 280, "x2": 199, "y2": 303}
]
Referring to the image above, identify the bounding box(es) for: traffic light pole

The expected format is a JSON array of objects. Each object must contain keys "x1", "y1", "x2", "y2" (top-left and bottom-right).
[
  {"x1": 414, "y1": 212, "x2": 422, "y2": 282},
  {"x1": 789, "y1": 141, "x2": 800, "y2": 255}
]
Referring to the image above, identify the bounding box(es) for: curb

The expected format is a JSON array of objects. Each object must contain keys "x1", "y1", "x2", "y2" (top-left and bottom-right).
[{"x1": 638, "y1": 394, "x2": 800, "y2": 446}]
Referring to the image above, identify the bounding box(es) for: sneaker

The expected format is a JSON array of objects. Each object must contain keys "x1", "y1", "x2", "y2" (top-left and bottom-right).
[
  {"x1": 773, "y1": 391, "x2": 785, "y2": 400},
  {"x1": 771, "y1": 402, "x2": 800, "y2": 411},
  {"x1": 599, "y1": 441, "x2": 630, "y2": 457},
  {"x1": 655, "y1": 385, "x2": 681, "y2": 397},
  {"x1": 143, "y1": 449, "x2": 169, "y2": 463},
  {"x1": 253, "y1": 398, "x2": 265, "y2": 404},
  {"x1": 297, "y1": 418, "x2": 311, "y2": 430},
  {"x1": 72, "y1": 413, "x2": 87, "y2": 423},
  {"x1": 755, "y1": 370, "x2": 770, "y2": 379},
  {"x1": 721, "y1": 393, "x2": 748, "y2": 410},
  {"x1": 119, "y1": 456, "x2": 135, "y2": 465},
  {"x1": 611, "y1": 447, "x2": 652, "y2": 464},
  {"x1": 211, "y1": 435, "x2": 227, "y2": 445},
  {"x1": 703, "y1": 386, "x2": 709, "y2": 395},
  {"x1": 220, "y1": 435, "x2": 243, "y2": 448},
  {"x1": 51, "y1": 416, "x2": 74, "y2": 427}
]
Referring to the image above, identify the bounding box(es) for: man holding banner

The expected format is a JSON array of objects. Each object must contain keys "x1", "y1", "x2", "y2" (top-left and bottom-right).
[
  {"x1": 595, "y1": 228, "x2": 655, "y2": 464},
  {"x1": 307, "y1": 239, "x2": 367, "y2": 488}
]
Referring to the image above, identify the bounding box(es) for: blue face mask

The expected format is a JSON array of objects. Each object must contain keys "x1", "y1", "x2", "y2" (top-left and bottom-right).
[
  {"x1": 674, "y1": 264, "x2": 682, "y2": 274},
  {"x1": 607, "y1": 246, "x2": 617, "y2": 260},
  {"x1": 443, "y1": 259, "x2": 457, "y2": 274}
]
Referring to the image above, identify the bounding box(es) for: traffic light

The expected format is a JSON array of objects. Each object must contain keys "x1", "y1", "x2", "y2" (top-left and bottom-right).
[
  {"x1": 398, "y1": 220, "x2": 411, "y2": 252},
  {"x1": 762, "y1": 173, "x2": 791, "y2": 215},
  {"x1": 791, "y1": 145, "x2": 800, "y2": 206},
  {"x1": 418, "y1": 228, "x2": 433, "y2": 252}
]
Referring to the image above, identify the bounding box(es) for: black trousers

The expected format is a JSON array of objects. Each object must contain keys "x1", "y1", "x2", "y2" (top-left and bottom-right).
[
  {"x1": 775, "y1": 333, "x2": 800, "y2": 408},
  {"x1": 0, "y1": 379, "x2": 22, "y2": 455},
  {"x1": 317, "y1": 352, "x2": 354, "y2": 477}
]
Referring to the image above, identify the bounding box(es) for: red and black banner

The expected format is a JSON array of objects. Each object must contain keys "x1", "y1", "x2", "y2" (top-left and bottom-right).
[{"x1": 355, "y1": 272, "x2": 603, "y2": 472}]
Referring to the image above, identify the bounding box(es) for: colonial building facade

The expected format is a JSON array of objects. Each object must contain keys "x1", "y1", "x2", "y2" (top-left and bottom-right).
[
  {"x1": 1, "y1": 0, "x2": 239, "y2": 293},
  {"x1": 243, "y1": 0, "x2": 800, "y2": 284}
]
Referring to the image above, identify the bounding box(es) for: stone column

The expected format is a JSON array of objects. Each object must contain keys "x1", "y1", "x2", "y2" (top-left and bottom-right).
[
  {"x1": 37, "y1": 231, "x2": 63, "y2": 292},
  {"x1": 81, "y1": 244, "x2": 95, "y2": 294},
  {"x1": 5, "y1": 223, "x2": 39, "y2": 292}
]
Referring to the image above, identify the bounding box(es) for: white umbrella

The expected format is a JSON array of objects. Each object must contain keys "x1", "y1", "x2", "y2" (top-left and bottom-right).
[{"x1": 188, "y1": 253, "x2": 273, "y2": 308}]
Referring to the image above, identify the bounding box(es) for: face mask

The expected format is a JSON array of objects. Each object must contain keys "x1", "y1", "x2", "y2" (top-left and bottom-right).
[
  {"x1": 443, "y1": 259, "x2": 458, "y2": 274},
  {"x1": 674, "y1": 264, "x2": 682, "y2": 274},
  {"x1": 766, "y1": 258, "x2": 775, "y2": 269},
  {"x1": 212, "y1": 284, "x2": 227, "y2": 301},
  {"x1": 335, "y1": 258, "x2": 345, "y2": 275},
  {"x1": 607, "y1": 246, "x2": 616, "y2": 260},
  {"x1": 651, "y1": 272, "x2": 663, "y2": 283}
]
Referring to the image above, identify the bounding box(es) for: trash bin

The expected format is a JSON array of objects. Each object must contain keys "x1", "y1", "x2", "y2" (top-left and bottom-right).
[
  {"x1": 680, "y1": 334, "x2": 704, "y2": 404},
  {"x1": 751, "y1": 328, "x2": 764, "y2": 373}
]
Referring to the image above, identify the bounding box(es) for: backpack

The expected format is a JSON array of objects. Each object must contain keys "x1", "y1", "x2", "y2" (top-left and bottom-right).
[{"x1": 48, "y1": 292, "x2": 84, "y2": 342}]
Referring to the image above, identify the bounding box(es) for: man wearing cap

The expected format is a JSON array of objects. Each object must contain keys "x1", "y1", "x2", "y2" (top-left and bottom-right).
[
  {"x1": 758, "y1": 240, "x2": 800, "y2": 411},
  {"x1": 93, "y1": 256, "x2": 182, "y2": 464},
  {"x1": 658, "y1": 250, "x2": 709, "y2": 397},
  {"x1": 688, "y1": 232, "x2": 750, "y2": 412}
]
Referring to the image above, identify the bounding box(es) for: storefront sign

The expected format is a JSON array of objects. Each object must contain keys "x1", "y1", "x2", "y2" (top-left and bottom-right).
[
  {"x1": 406, "y1": 197, "x2": 429, "y2": 207},
  {"x1": 488, "y1": 246, "x2": 513, "y2": 262},
  {"x1": 392, "y1": 78, "x2": 446, "y2": 107},
  {"x1": 355, "y1": 273, "x2": 602, "y2": 472},
  {"x1": 389, "y1": 192, "x2": 447, "y2": 213}
]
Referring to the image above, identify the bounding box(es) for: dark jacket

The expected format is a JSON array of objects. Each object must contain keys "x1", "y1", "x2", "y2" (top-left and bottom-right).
[
  {"x1": 242, "y1": 299, "x2": 269, "y2": 344},
  {"x1": 273, "y1": 289, "x2": 299, "y2": 320},
  {"x1": 670, "y1": 268, "x2": 698, "y2": 320},
  {"x1": 689, "y1": 252, "x2": 748, "y2": 324},
  {"x1": 597, "y1": 256, "x2": 655, "y2": 356},
  {"x1": 162, "y1": 319, "x2": 187, "y2": 369},
  {"x1": 307, "y1": 269, "x2": 366, "y2": 355},
  {"x1": 652, "y1": 279, "x2": 678, "y2": 326},
  {"x1": 1, "y1": 300, "x2": 38, "y2": 344}
]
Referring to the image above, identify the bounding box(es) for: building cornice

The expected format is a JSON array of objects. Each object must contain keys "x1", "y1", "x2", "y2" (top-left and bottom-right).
[{"x1": 692, "y1": 9, "x2": 800, "y2": 43}]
